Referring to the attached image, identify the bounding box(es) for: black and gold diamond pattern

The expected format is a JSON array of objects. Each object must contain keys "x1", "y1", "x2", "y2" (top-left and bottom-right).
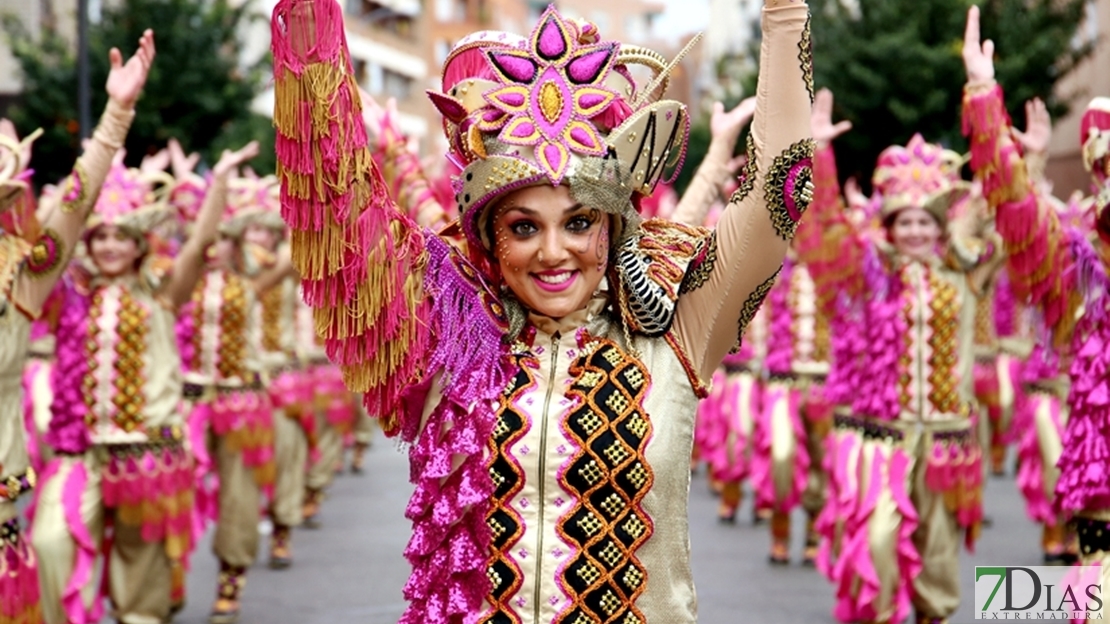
[
  {"x1": 480, "y1": 358, "x2": 534, "y2": 624},
  {"x1": 554, "y1": 339, "x2": 654, "y2": 624}
]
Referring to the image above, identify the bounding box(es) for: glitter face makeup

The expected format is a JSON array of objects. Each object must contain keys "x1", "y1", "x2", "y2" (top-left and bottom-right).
[{"x1": 492, "y1": 184, "x2": 610, "y2": 319}]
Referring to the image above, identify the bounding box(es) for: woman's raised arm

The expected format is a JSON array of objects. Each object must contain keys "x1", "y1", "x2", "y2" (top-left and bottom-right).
[{"x1": 673, "y1": 0, "x2": 814, "y2": 383}]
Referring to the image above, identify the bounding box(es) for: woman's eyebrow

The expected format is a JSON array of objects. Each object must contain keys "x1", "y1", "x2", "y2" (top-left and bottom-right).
[{"x1": 502, "y1": 202, "x2": 584, "y2": 217}]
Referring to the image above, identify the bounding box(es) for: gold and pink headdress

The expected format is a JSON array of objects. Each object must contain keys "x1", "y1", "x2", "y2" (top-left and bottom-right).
[
  {"x1": 428, "y1": 6, "x2": 693, "y2": 251},
  {"x1": 86, "y1": 162, "x2": 174, "y2": 236},
  {"x1": 221, "y1": 173, "x2": 285, "y2": 238},
  {"x1": 872, "y1": 133, "x2": 966, "y2": 226}
]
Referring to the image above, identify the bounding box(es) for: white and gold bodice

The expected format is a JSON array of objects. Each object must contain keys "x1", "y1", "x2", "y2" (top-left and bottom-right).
[
  {"x1": 83, "y1": 277, "x2": 183, "y2": 443},
  {"x1": 182, "y1": 267, "x2": 262, "y2": 387},
  {"x1": 895, "y1": 259, "x2": 976, "y2": 422},
  {"x1": 471, "y1": 303, "x2": 700, "y2": 623}
]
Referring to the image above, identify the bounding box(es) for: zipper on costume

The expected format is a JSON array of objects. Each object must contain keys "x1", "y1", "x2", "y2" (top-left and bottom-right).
[{"x1": 533, "y1": 330, "x2": 560, "y2": 623}]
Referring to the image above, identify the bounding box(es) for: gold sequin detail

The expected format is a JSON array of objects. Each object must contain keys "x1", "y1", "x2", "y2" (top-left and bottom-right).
[
  {"x1": 217, "y1": 272, "x2": 248, "y2": 380},
  {"x1": 260, "y1": 285, "x2": 285, "y2": 354},
  {"x1": 112, "y1": 289, "x2": 149, "y2": 432},
  {"x1": 540, "y1": 80, "x2": 564, "y2": 124},
  {"x1": 927, "y1": 270, "x2": 961, "y2": 414}
]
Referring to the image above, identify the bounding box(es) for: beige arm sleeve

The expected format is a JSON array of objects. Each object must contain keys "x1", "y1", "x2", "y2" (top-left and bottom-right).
[
  {"x1": 11, "y1": 99, "x2": 135, "y2": 317},
  {"x1": 671, "y1": 138, "x2": 732, "y2": 226},
  {"x1": 672, "y1": 1, "x2": 813, "y2": 383}
]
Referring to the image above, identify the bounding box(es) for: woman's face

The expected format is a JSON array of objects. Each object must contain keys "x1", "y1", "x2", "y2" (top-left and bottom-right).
[
  {"x1": 492, "y1": 184, "x2": 610, "y2": 320},
  {"x1": 243, "y1": 222, "x2": 277, "y2": 252},
  {"x1": 888, "y1": 207, "x2": 942, "y2": 262},
  {"x1": 89, "y1": 224, "x2": 142, "y2": 278},
  {"x1": 208, "y1": 237, "x2": 236, "y2": 268}
]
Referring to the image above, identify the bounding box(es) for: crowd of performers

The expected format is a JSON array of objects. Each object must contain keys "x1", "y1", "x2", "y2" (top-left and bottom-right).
[
  {"x1": 0, "y1": 29, "x2": 374, "y2": 624},
  {"x1": 1, "y1": 1, "x2": 1109, "y2": 624},
  {"x1": 688, "y1": 8, "x2": 1110, "y2": 624}
]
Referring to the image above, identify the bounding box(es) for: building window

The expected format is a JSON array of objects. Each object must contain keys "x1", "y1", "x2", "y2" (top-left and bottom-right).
[
  {"x1": 434, "y1": 39, "x2": 452, "y2": 65},
  {"x1": 347, "y1": 0, "x2": 416, "y2": 38},
  {"x1": 352, "y1": 58, "x2": 369, "y2": 90},
  {"x1": 383, "y1": 69, "x2": 414, "y2": 101}
]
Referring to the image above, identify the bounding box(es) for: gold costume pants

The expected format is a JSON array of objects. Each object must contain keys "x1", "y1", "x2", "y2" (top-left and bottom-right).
[
  {"x1": 306, "y1": 409, "x2": 343, "y2": 491},
  {"x1": 270, "y1": 408, "x2": 308, "y2": 527},
  {"x1": 210, "y1": 431, "x2": 262, "y2": 567}
]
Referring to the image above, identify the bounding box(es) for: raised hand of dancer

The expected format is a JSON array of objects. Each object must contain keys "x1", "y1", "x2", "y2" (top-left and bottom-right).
[
  {"x1": 709, "y1": 96, "x2": 756, "y2": 150},
  {"x1": 844, "y1": 177, "x2": 869, "y2": 211},
  {"x1": 1013, "y1": 98, "x2": 1051, "y2": 156},
  {"x1": 810, "y1": 88, "x2": 851, "y2": 146},
  {"x1": 140, "y1": 148, "x2": 170, "y2": 175},
  {"x1": 213, "y1": 140, "x2": 261, "y2": 179},
  {"x1": 962, "y1": 6, "x2": 994, "y2": 85},
  {"x1": 106, "y1": 29, "x2": 156, "y2": 109},
  {"x1": 167, "y1": 138, "x2": 200, "y2": 180},
  {"x1": 166, "y1": 140, "x2": 260, "y2": 308}
]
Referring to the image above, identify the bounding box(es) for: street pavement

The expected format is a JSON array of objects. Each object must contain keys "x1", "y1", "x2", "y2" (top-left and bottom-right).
[{"x1": 172, "y1": 437, "x2": 1039, "y2": 624}]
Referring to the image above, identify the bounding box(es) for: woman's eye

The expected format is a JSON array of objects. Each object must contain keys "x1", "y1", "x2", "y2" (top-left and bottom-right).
[
  {"x1": 566, "y1": 216, "x2": 592, "y2": 232},
  {"x1": 509, "y1": 221, "x2": 537, "y2": 236}
]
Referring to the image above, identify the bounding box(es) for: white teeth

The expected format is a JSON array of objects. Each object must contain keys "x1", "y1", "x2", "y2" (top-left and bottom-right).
[{"x1": 536, "y1": 272, "x2": 572, "y2": 284}]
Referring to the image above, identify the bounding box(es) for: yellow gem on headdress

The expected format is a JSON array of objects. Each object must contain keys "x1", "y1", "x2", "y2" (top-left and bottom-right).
[{"x1": 540, "y1": 81, "x2": 563, "y2": 124}]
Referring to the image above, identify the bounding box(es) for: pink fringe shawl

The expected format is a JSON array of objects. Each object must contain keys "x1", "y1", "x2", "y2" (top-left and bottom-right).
[
  {"x1": 44, "y1": 278, "x2": 92, "y2": 455},
  {"x1": 396, "y1": 236, "x2": 512, "y2": 623}
]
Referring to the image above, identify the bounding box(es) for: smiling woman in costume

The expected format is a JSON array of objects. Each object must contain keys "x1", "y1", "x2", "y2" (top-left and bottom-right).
[{"x1": 270, "y1": 0, "x2": 812, "y2": 621}]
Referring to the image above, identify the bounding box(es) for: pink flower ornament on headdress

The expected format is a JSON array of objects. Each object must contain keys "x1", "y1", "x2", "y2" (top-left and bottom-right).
[
  {"x1": 427, "y1": 5, "x2": 692, "y2": 251},
  {"x1": 481, "y1": 9, "x2": 618, "y2": 184},
  {"x1": 873, "y1": 133, "x2": 965, "y2": 225},
  {"x1": 87, "y1": 163, "x2": 174, "y2": 235}
]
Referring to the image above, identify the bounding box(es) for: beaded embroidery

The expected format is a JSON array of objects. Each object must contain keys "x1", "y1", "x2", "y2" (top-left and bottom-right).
[
  {"x1": 26, "y1": 228, "x2": 63, "y2": 277},
  {"x1": 734, "y1": 268, "x2": 780, "y2": 350},
  {"x1": 615, "y1": 219, "x2": 707, "y2": 337},
  {"x1": 679, "y1": 231, "x2": 717, "y2": 295},
  {"x1": 554, "y1": 338, "x2": 653, "y2": 624},
  {"x1": 481, "y1": 357, "x2": 535, "y2": 623},
  {"x1": 59, "y1": 163, "x2": 88, "y2": 213},
  {"x1": 730, "y1": 134, "x2": 758, "y2": 205},
  {"x1": 798, "y1": 14, "x2": 814, "y2": 104},
  {"x1": 765, "y1": 139, "x2": 816, "y2": 240}
]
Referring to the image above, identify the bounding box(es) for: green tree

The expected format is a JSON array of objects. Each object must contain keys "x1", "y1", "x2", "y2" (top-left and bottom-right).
[
  {"x1": 3, "y1": 0, "x2": 274, "y2": 185},
  {"x1": 809, "y1": 0, "x2": 1093, "y2": 189}
]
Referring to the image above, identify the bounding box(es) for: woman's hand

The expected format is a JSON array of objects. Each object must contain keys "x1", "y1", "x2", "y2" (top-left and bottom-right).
[
  {"x1": 709, "y1": 96, "x2": 757, "y2": 149},
  {"x1": 810, "y1": 88, "x2": 852, "y2": 146},
  {"x1": 1013, "y1": 98, "x2": 1052, "y2": 155},
  {"x1": 105, "y1": 29, "x2": 156, "y2": 109},
  {"x1": 168, "y1": 137, "x2": 200, "y2": 180},
  {"x1": 213, "y1": 141, "x2": 261, "y2": 178},
  {"x1": 140, "y1": 148, "x2": 170, "y2": 174},
  {"x1": 962, "y1": 6, "x2": 995, "y2": 85}
]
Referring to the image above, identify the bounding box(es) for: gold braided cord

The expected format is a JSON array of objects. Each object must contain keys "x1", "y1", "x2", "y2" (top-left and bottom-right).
[{"x1": 631, "y1": 32, "x2": 702, "y2": 108}]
